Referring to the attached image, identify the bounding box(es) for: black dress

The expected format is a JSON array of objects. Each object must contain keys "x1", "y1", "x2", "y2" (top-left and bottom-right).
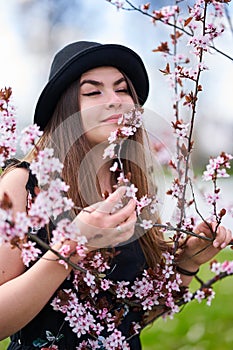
[{"x1": 7, "y1": 161, "x2": 147, "y2": 350}]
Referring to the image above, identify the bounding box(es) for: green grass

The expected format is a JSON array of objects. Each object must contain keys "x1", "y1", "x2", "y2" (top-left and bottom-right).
[
  {"x1": 0, "y1": 339, "x2": 9, "y2": 350},
  {"x1": 0, "y1": 250, "x2": 232, "y2": 350}
]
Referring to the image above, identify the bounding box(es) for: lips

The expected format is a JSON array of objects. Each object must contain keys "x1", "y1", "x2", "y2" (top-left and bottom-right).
[{"x1": 102, "y1": 114, "x2": 122, "y2": 123}]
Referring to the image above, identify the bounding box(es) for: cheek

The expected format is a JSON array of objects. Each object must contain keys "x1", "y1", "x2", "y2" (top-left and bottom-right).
[
  {"x1": 123, "y1": 95, "x2": 135, "y2": 107},
  {"x1": 81, "y1": 106, "x2": 102, "y2": 133},
  {"x1": 81, "y1": 111, "x2": 91, "y2": 132}
]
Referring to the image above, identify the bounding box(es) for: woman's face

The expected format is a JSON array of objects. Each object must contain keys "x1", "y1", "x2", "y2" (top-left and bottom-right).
[{"x1": 79, "y1": 66, "x2": 135, "y2": 146}]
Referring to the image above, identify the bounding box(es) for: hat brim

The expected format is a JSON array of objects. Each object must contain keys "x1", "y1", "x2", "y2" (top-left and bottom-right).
[{"x1": 34, "y1": 44, "x2": 149, "y2": 130}]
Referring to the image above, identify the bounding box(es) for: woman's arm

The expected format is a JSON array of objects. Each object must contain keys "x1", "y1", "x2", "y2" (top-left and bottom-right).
[
  {"x1": 0, "y1": 168, "x2": 79, "y2": 339},
  {"x1": 0, "y1": 170, "x2": 137, "y2": 339},
  {"x1": 0, "y1": 243, "x2": 77, "y2": 340}
]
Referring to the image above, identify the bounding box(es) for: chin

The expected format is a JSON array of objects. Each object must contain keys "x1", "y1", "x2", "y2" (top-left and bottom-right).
[{"x1": 86, "y1": 125, "x2": 119, "y2": 145}]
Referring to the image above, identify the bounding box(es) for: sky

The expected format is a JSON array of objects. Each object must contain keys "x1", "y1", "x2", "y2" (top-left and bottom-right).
[{"x1": 0, "y1": 0, "x2": 233, "y2": 158}]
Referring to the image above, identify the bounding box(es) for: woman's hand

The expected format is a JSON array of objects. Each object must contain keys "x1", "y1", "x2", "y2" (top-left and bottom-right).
[
  {"x1": 177, "y1": 221, "x2": 232, "y2": 272},
  {"x1": 73, "y1": 186, "x2": 137, "y2": 251}
]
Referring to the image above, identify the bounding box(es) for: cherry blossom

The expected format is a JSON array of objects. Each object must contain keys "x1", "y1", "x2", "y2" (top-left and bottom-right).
[
  {"x1": 20, "y1": 124, "x2": 43, "y2": 153},
  {"x1": 30, "y1": 148, "x2": 63, "y2": 186},
  {"x1": 103, "y1": 143, "x2": 116, "y2": 159},
  {"x1": 125, "y1": 183, "x2": 138, "y2": 198},
  {"x1": 203, "y1": 153, "x2": 233, "y2": 181},
  {"x1": 139, "y1": 219, "x2": 153, "y2": 230},
  {"x1": 194, "y1": 289, "x2": 206, "y2": 303},
  {"x1": 21, "y1": 241, "x2": 41, "y2": 267},
  {"x1": 0, "y1": 88, "x2": 17, "y2": 165},
  {"x1": 83, "y1": 271, "x2": 96, "y2": 287},
  {"x1": 183, "y1": 290, "x2": 193, "y2": 303}
]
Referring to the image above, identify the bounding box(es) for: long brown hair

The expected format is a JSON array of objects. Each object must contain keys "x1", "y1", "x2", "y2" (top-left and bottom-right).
[{"x1": 25, "y1": 72, "x2": 167, "y2": 268}]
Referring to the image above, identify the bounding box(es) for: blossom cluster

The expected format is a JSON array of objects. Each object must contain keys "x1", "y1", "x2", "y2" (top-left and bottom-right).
[
  {"x1": 0, "y1": 87, "x2": 17, "y2": 166},
  {"x1": 202, "y1": 152, "x2": 233, "y2": 181},
  {"x1": 183, "y1": 287, "x2": 215, "y2": 306},
  {"x1": 211, "y1": 259, "x2": 233, "y2": 275},
  {"x1": 0, "y1": 118, "x2": 87, "y2": 266},
  {"x1": 103, "y1": 107, "x2": 143, "y2": 160},
  {"x1": 20, "y1": 124, "x2": 43, "y2": 154},
  {"x1": 50, "y1": 251, "x2": 183, "y2": 348},
  {"x1": 152, "y1": 5, "x2": 179, "y2": 24},
  {"x1": 103, "y1": 108, "x2": 164, "y2": 225}
]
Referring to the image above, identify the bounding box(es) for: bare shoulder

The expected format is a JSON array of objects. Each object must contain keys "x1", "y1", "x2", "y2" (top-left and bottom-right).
[
  {"x1": 0, "y1": 166, "x2": 29, "y2": 186},
  {"x1": 0, "y1": 167, "x2": 30, "y2": 213}
]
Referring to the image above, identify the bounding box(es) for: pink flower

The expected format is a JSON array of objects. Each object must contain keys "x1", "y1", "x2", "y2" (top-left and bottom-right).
[
  {"x1": 136, "y1": 195, "x2": 152, "y2": 215},
  {"x1": 194, "y1": 289, "x2": 205, "y2": 303},
  {"x1": 163, "y1": 252, "x2": 174, "y2": 265},
  {"x1": 14, "y1": 211, "x2": 31, "y2": 239},
  {"x1": 21, "y1": 241, "x2": 41, "y2": 267},
  {"x1": 139, "y1": 219, "x2": 153, "y2": 230},
  {"x1": 100, "y1": 279, "x2": 112, "y2": 291},
  {"x1": 110, "y1": 161, "x2": 118, "y2": 172},
  {"x1": 103, "y1": 143, "x2": 116, "y2": 159},
  {"x1": 132, "y1": 322, "x2": 141, "y2": 335},
  {"x1": 116, "y1": 281, "x2": 130, "y2": 299},
  {"x1": 167, "y1": 179, "x2": 183, "y2": 199},
  {"x1": 30, "y1": 148, "x2": 63, "y2": 185},
  {"x1": 20, "y1": 124, "x2": 43, "y2": 153},
  {"x1": 102, "y1": 329, "x2": 130, "y2": 350},
  {"x1": 221, "y1": 261, "x2": 233, "y2": 275},
  {"x1": 97, "y1": 308, "x2": 109, "y2": 320},
  {"x1": 120, "y1": 126, "x2": 134, "y2": 137},
  {"x1": 125, "y1": 184, "x2": 138, "y2": 198},
  {"x1": 205, "y1": 193, "x2": 220, "y2": 205},
  {"x1": 183, "y1": 291, "x2": 193, "y2": 303},
  {"x1": 0, "y1": 109, "x2": 17, "y2": 165},
  {"x1": 83, "y1": 271, "x2": 96, "y2": 287},
  {"x1": 108, "y1": 130, "x2": 118, "y2": 143},
  {"x1": 90, "y1": 252, "x2": 110, "y2": 272},
  {"x1": 207, "y1": 290, "x2": 215, "y2": 306}
]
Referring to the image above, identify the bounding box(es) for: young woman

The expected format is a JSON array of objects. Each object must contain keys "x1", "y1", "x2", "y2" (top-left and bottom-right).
[{"x1": 0, "y1": 41, "x2": 231, "y2": 350}]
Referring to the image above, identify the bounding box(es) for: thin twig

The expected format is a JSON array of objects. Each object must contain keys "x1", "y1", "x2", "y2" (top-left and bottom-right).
[
  {"x1": 106, "y1": 0, "x2": 233, "y2": 61},
  {"x1": 152, "y1": 223, "x2": 213, "y2": 242},
  {"x1": 27, "y1": 232, "x2": 87, "y2": 273}
]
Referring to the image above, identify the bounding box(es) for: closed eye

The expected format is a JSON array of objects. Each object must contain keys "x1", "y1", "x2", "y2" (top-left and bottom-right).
[
  {"x1": 82, "y1": 91, "x2": 101, "y2": 96},
  {"x1": 116, "y1": 88, "x2": 129, "y2": 93}
]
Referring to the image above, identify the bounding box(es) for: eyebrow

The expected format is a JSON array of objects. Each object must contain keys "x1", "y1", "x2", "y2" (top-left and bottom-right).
[{"x1": 80, "y1": 77, "x2": 126, "y2": 87}]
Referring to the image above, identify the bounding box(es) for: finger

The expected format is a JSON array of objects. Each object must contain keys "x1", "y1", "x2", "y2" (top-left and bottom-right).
[
  {"x1": 194, "y1": 221, "x2": 213, "y2": 235},
  {"x1": 80, "y1": 186, "x2": 127, "y2": 215},
  {"x1": 214, "y1": 227, "x2": 232, "y2": 249},
  {"x1": 110, "y1": 199, "x2": 136, "y2": 226},
  {"x1": 213, "y1": 226, "x2": 227, "y2": 249},
  {"x1": 113, "y1": 218, "x2": 136, "y2": 245},
  {"x1": 116, "y1": 210, "x2": 137, "y2": 231},
  {"x1": 96, "y1": 186, "x2": 127, "y2": 214}
]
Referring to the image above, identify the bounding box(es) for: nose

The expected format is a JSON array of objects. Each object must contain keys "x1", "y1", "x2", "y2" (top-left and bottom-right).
[{"x1": 106, "y1": 90, "x2": 122, "y2": 109}]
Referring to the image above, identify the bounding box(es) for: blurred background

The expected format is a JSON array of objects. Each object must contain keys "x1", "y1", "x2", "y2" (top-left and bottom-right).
[
  {"x1": 0, "y1": 0, "x2": 232, "y2": 223},
  {"x1": 0, "y1": 1, "x2": 233, "y2": 349},
  {"x1": 0, "y1": 0, "x2": 232, "y2": 158}
]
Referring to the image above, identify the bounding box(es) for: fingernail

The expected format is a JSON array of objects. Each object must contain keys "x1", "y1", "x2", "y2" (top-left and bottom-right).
[
  {"x1": 220, "y1": 242, "x2": 226, "y2": 249},
  {"x1": 213, "y1": 241, "x2": 219, "y2": 248}
]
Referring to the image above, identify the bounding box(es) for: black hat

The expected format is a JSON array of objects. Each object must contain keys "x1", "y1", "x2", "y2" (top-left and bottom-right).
[{"x1": 34, "y1": 41, "x2": 149, "y2": 130}]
